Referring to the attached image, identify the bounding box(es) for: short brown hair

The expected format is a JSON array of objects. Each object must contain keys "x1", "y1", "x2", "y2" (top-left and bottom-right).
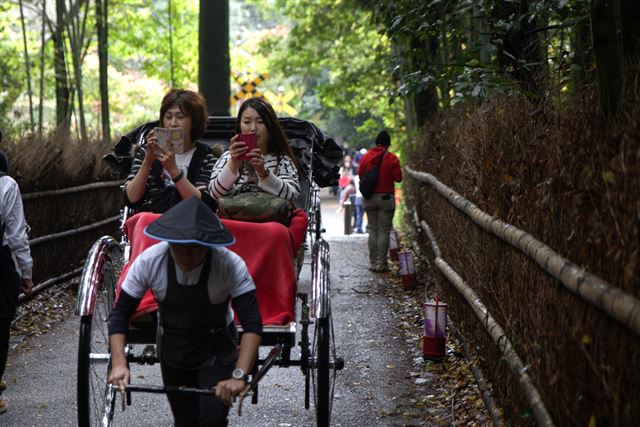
[{"x1": 159, "y1": 89, "x2": 208, "y2": 141}]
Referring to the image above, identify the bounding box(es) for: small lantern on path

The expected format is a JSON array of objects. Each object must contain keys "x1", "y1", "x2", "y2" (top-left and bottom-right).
[
  {"x1": 397, "y1": 251, "x2": 417, "y2": 289},
  {"x1": 389, "y1": 229, "x2": 400, "y2": 261},
  {"x1": 423, "y1": 298, "x2": 447, "y2": 360}
]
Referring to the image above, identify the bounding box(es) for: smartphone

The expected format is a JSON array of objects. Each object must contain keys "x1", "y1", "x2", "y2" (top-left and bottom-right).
[{"x1": 237, "y1": 133, "x2": 257, "y2": 161}]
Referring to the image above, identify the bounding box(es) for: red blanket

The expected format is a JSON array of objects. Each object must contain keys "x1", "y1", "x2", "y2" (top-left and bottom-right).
[{"x1": 116, "y1": 209, "x2": 308, "y2": 326}]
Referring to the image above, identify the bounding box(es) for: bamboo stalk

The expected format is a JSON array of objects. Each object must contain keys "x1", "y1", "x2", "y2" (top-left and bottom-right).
[
  {"x1": 434, "y1": 256, "x2": 554, "y2": 426},
  {"x1": 22, "y1": 180, "x2": 123, "y2": 200},
  {"x1": 416, "y1": 214, "x2": 554, "y2": 424},
  {"x1": 407, "y1": 166, "x2": 640, "y2": 336},
  {"x1": 17, "y1": 267, "x2": 83, "y2": 304},
  {"x1": 29, "y1": 215, "x2": 119, "y2": 246},
  {"x1": 415, "y1": 214, "x2": 552, "y2": 425},
  {"x1": 450, "y1": 323, "x2": 504, "y2": 427}
]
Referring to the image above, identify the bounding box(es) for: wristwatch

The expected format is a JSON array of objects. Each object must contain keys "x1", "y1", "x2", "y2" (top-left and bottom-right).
[{"x1": 232, "y1": 368, "x2": 248, "y2": 382}]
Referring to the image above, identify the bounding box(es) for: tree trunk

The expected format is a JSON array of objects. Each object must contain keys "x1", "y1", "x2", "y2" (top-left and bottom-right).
[
  {"x1": 494, "y1": 0, "x2": 542, "y2": 98},
  {"x1": 168, "y1": 0, "x2": 175, "y2": 87},
  {"x1": 412, "y1": 36, "x2": 439, "y2": 128},
  {"x1": 477, "y1": 5, "x2": 491, "y2": 65},
  {"x1": 38, "y1": 0, "x2": 47, "y2": 135},
  {"x1": 590, "y1": 0, "x2": 623, "y2": 117},
  {"x1": 54, "y1": 0, "x2": 70, "y2": 139},
  {"x1": 19, "y1": 0, "x2": 35, "y2": 132},
  {"x1": 96, "y1": 0, "x2": 110, "y2": 144},
  {"x1": 620, "y1": 0, "x2": 640, "y2": 61},
  {"x1": 199, "y1": 0, "x2": 230, "y2": 116},
  {"x1": 64, "y1": 0, "x2": 89, "y2": 143},
  {"x1": 570, "y1": 12, "x2": 591, "y2": 95},
  {"x1": 438, "y1": 15, "x2": 450, "y2": 104}
]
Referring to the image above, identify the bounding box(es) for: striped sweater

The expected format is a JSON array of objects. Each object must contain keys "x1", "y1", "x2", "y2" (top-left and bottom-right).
[
  {"x1": 123, "y1": 142, "x2": 217, "y2": 209},
  {"x1": 208, "y1": 151, "x2": 300, "y2": 201}
]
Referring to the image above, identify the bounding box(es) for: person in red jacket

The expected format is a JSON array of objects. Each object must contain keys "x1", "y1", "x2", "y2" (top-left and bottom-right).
[{"x1": 357, "y1": 130, "x2": 402, "y2": 272}]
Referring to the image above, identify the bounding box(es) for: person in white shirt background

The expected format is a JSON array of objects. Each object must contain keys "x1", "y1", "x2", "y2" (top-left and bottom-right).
[{"x1": 0, "y1": 139, "x2": 33, "y2": 414}]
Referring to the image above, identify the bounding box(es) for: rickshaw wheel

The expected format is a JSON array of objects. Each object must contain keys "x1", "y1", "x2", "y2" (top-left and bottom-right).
[
  {"x1": 312, "y1": 317, "x2": 332, "y2": 427},
  {"x1": 77, "y1": 241, "x2": 120, "y2": 427}
]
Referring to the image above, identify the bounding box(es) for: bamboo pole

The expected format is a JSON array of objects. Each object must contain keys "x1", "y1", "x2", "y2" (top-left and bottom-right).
[
  {"x1": 22, "y1": 180, "x2": 122, "y2": 200},
  {"x1": 17, "y1": 267, "x2": 83, "y2": 304},
  {"x1": 450, "y1": 323, "x2": 504, "y2": 427},
  {"x1": 29, "y1": 215, "x2": 119, "y2": 246},
  {"x1": 417, "y1": 218, "x2": 554, "y2": 426},
  {"x1": 406, "y1": 166, "x2": 640, "y2": 337}
]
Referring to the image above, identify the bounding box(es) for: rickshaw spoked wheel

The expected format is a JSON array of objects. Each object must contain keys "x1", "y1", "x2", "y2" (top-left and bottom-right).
[
  {"x1": 311, "y1": 316, "x2": 332, "y2": 427},
  {"x1": 77, "y1": 249, "x2": 119, "y2": 427}
]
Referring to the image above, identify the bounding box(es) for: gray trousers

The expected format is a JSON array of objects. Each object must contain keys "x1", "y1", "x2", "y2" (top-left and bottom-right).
[{"x1": 363, "y1": 193, "x2": 396, "y2": 267}]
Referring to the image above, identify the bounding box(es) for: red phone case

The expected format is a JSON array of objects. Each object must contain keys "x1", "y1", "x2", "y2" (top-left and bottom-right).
[{"x1": 237, "y1": 133, "x2": 257, "y2": 160}]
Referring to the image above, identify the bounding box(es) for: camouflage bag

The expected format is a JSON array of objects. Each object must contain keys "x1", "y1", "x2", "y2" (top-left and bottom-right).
[{"x1": 217, "y1": 190, "x2": 294, "y2": 226}]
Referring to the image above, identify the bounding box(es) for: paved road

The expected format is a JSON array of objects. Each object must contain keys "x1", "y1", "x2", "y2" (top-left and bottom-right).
[{"x1": 2, "y1": 191, "x2": 420, "y2": 426}]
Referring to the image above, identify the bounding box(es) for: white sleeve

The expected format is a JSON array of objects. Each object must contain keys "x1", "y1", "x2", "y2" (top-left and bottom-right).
[
  {"x1": 1, "y1": 178, "x2": 33, "y2": 279},
  {"x1": 227, "y1": 252, "x2": 256, "y2": 298},
  {"x1": 257, "y1": 155, "x2": 300, "y2": 201},
  {"x1": 120, "y1": 245, "x2": 169, "y2": 299},
  {"x1": 208, "y1": 152, "x2": 238, "y2": 199}
]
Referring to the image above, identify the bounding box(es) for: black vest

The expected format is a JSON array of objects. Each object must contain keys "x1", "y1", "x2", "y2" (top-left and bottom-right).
[{"x1": 156, "y1": 249, "x2": 238, "y2": 369}]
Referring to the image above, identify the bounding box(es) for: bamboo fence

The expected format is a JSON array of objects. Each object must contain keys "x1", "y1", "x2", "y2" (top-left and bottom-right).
[
  {"x1": 406, "y1": 166, "x2": 640, "y2": 337},
  {"x1": 21, "y1": 180, "x2": 122, "y2": 200},
  {"x1": 15, "y1": 180, "x2": 122, "y2": 303},
  {"x1": 418, "y1": 217, "x2": 554, "y2": 426}
]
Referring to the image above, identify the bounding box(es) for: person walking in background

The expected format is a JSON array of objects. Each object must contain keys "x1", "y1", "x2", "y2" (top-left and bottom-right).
[
  {"x1": 0, "y1": 142, "x2": 33, "y2": 414},
  {"x1": 358, "y1": 130, "x2": 402, "y2": 272}
]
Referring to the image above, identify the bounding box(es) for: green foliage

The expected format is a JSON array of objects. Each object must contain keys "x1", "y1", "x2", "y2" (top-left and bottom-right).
[
  {"x1": 250, "y1": 0, "x2": 405, "y2": 146},
  {"x1": 109, "y1": 0, "x2": 199, "y2": 88},
  {"x1": 366, "y1": 0, "x2": 592, "y2": 108},
  {"x1": 0, "y1": 3, "x2": 30, "y2": 132}
]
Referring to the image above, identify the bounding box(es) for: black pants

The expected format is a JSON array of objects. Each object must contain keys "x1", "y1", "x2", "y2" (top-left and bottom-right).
[
  {"x1": 0, "y1": 317, "x2": 9, "y2": 392},
  {"x1": 161, "y1": 356, "x2": 234, "y2": 427},
  {"x1": 0, "y1": 245, "x2": 19, "y2": 394}
]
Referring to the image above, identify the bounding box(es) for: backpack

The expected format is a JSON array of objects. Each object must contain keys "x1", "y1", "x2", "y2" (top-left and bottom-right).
[{"x1": 359, "y1": 151, "x2": 386, "y2": 200}]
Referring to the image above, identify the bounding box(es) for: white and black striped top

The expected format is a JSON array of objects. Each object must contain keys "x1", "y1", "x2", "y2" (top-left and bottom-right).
[
  {"x1": 123, "y1": 142, "x2": 217, "y2": 209},
  {"x1": 208, "y1": 151, "x2": 300, "y2": 201}
]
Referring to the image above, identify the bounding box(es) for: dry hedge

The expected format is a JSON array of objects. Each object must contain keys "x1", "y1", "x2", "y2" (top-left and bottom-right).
[
  {"x1": 404, "y1": 87, "x2": 639, "y2": 425},
  {"x1": 0, "y1": 135, "x2": 120, "y2": 282}
]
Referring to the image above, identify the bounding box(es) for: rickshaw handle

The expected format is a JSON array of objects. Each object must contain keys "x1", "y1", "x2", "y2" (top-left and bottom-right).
[{"x1": 237, "y1": 344, "x2": 283, "y2": 416}]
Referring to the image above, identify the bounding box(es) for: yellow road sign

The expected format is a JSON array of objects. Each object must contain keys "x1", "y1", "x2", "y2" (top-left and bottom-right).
[
  {"x1": 264, "y1": 89, "x2": 298, "y2": 116},
  {"x1": 231, "y1": 71, "x2": 269, "y2": 106}
]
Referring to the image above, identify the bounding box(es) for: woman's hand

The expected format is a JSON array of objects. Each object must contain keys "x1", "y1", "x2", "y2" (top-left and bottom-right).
[
  {"x1": 248, "y1": 149, "x2": 269, "y2": 179},
  {"x1": 156, "y1": 145, "x2": 180, "y2": 178},
  {"x1": 148, "y1": 130, "x2": 180, "y2": 178},
  {"x1": 214, "y1": 378, "x2": 247, "y2": 407},
  {"x1": 228, "y1": 135, "x2": 248, "y2": 162},
  {"x1": 144, "y1": 129, "x2": 159, "y2": 164}
]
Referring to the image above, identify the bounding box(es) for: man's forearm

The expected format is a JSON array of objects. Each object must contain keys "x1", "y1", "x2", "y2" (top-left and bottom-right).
[
  {"x1": 235, "y1": 332, "x2": 261, "y2": 374},
  {"x1": 109, "y1": 333, "x2": 128, "y2": 367}
]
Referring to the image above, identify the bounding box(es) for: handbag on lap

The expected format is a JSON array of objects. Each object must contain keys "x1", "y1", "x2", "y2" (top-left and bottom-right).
[{"x1": 217, "y1": 185, "x2": 294, "y2": 226}]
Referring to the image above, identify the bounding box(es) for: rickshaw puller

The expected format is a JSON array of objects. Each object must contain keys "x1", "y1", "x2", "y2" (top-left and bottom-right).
[{"x1": 108, "y1": 197, "x2": 262, "y2": 426}]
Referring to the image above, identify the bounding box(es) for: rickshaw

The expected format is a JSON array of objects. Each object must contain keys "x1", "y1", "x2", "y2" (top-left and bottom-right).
[{"x1": 76, "y1": 116, "x2": 344, "y2": 426}]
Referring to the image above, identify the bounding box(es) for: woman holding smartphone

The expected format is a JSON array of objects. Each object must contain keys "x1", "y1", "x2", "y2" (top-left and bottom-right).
[
  {"x1": 208, "y1": 97, "x2": 300, "y2": 202},
  {"x1": 124, "y1": 89, "x2": 218, "y2": 213}
]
